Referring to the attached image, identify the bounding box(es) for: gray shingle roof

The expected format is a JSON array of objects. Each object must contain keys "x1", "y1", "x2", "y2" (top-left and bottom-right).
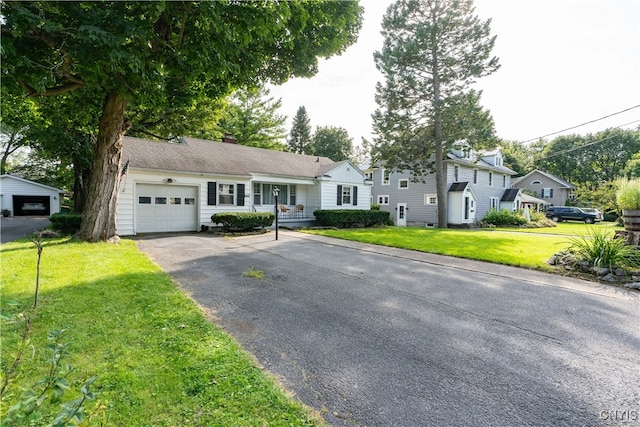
[
  {"x1": 449, "y1": 182, "x2": 469, "y2": 192},
  {"x1": 501, "y1": 188, "x2": 520, "y2": 202},
  {"x1": 122, "y1": 136, "x2": 337, "y2": 178}
]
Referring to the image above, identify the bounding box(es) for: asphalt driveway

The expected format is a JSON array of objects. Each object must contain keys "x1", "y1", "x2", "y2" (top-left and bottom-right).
[
  {"x1": 137, "y1": 231, "x2": 639, "y2": 426},
  {"x1": 0, "y1": 216, "x2": 51, "y2": 243}
]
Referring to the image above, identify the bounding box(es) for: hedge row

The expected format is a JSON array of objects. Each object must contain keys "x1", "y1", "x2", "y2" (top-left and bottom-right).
[
  {"x1": 482, "y1": 209, "x2": 527, "y2": 226},
  {"x1": 211, "y1": 212, "x2": 275, "y2": 232},
  {"x1": 49, "y1": 212, "x2": 83, "y2": 235},
  {"x1": 313, "y1": 209, "x2": 391, "y2": 228}
]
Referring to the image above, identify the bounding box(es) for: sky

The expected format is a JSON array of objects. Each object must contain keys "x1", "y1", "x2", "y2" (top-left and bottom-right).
[{"x1": 268, "y1": 0, "x2": 640, "y2": 147}]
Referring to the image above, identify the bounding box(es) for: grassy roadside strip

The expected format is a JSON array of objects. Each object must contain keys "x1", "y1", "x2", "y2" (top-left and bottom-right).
[
  {"x1": 302, "y1": 226, "x2": 576, "y2": 269},
  {"x1": 1, "y1": 238, "x2": 320, "y2": 426}
]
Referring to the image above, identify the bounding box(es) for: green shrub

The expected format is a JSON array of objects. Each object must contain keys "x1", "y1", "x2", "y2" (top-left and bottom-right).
[
  {"x1": 211, "y1": 212, "x2": 275, "y2": 232},
  {"x1": 370, "y1": 204, "x2": 380, "y2": 211},
  {"x1": 482, "y1": 209, "x2": 527, "y2": 226},
  {"x1": 49, "y1": 212, "x2": 82, "y2": 235},
  {"x1": 567, "y1": 228, "x2": 640, "y2": 270},
  {"x1": 616, "y1": 177, "x2": 640, "y2": 210},
  {"x1": 313, "y1": 209, "x2": 391, "y2": 228}
]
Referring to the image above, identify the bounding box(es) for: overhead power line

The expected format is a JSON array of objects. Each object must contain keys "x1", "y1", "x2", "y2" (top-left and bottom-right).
[
  {"x1": 522, "y1": 104, "x2": 640, "y2": 144},
  {"x1": 536, "y1": 120, "x2": 640, "y2": 160}
]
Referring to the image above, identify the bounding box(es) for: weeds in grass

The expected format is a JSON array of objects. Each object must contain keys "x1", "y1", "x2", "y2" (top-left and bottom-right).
[{"x1": 567, "y1": 227, "x2": 640, "y2": 270}]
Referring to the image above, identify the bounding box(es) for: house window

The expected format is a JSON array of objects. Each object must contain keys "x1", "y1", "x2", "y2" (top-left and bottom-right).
[
  {"x1": 489, "y1": 172, "x2": 493, "y2": 187},
  {"x1": 262, "y1": 184, "x2": 288, "y2": 205},
  {"x1": 218, "y1": 183, "x2": 235, "y2": 205},
  {"x1": 365, "y1": 171, "x2": 373, "y2": 180},
  {"x1": 398, "y1": 179, "x2": 409, "y2": 189},
  {"x1": 337, "y1": 185, "x2": 357, "y2": 206},
  {"x1": 490, "y1": 197, "x2": 499, "y2": 210},
  {"x1": 454, "y1": 165, "x2": 459, "y2": 182},
  {"x1": 502, "y1": 175, "x2": 506, "y2": 188},
  {"x1": 185, "y1": 198, "x2": 195, "y2": 205},
  {"x1": 253, "y1": 183, "x2": 261, "y2": 205},
  {"x1": 342, "y1": 186, "x2": 352, "y2": 204},
  {"x1": 382, "y1": 169, "x2": 390, "y2": 185},
  {"x1": 424, "y1": 194, "x2": 438, "y2": 205},
  {"x1": 155, "y1": 197, "x2": 167, "y2": 205},
  {"x1": 531, "y1": 180, "x2": 542, "y2": 185},
  {"x1": 473, "y1": 170, "x2": 478, "y2": 184},
  {"x1": 169, "y1": 197, "x2": 181, "y2": 205},
  {"x1": 542, "y1": 188, "x2": 554, "y2": 199},
  {"x1": 377, "y1": 195, "x2": 389, "y2": 205},
  {"x1": 138, "y1": 196, "x2": 151, "y2": 204},
  {"x1": 289, "y1": 185, "x2": 296, "y2": 205}
]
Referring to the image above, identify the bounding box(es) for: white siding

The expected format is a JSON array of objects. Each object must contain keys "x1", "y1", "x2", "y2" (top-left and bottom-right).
[{"x1": 0, "y1": 175, "x2": 62, "y2": 215}]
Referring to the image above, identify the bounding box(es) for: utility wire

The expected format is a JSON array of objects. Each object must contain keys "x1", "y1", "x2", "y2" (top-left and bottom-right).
[
  {"x1": 522, "y1": 104, "x2": 640, "y2": 143},
  {"x1": 536, "y1": 120, "x2": 640, "y2": 160}
]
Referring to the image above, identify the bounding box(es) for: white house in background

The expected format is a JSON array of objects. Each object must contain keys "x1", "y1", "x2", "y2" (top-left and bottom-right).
[
  {"x1": 0, "y1": 174, "x2": 64, "y2": 216},
  {"x1": 117, "y1": 136, "x2": 372, "y2": 236},
  {"x1": 366, "y1": 146, "x2": 519, "y2": 227}
]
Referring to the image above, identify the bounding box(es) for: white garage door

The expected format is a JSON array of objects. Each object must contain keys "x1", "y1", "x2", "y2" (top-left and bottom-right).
[{"x1": 136, "y1": 184, "x2": 198, "y2": 233}]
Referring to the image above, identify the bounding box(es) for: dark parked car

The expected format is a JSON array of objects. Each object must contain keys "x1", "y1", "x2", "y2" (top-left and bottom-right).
[{"x1": 545, "y1": 206, "x2": 602, "y2": 224}]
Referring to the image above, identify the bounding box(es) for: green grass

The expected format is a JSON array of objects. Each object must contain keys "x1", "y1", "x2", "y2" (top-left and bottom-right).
[
  {"x1": 303, "y1": 225, "x2": 599, "y2": 269},
  {"x1": 1, "y1": 238, "x2": 319, "y2": 426},
  {"x1": 493, "y1": 221, "x2": 620, "y2": 236}
]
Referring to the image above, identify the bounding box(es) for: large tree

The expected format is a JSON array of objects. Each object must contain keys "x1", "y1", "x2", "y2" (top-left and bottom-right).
[
  {"x1": 372, "y1": 0, "x2": 499, "y2": 227},
  {"x1": 287, "y1": 106, "x2": 313, "y2": 154},
  {"x1": 311, "y1": 126, "x2": 354, "y2": 161},
  {"x1": 2, "y1": 1, "x2": 362, "y2": 241},
  {"x1": 215, "y1": 86, "x2": 287, "y2": 150}
]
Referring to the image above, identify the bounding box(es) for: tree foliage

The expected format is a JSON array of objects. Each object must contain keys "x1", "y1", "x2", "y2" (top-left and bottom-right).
[
  {"x1": 312, "y1": 126, "x2": 354, "y2": 161},
  {"x1": 287, "y1": 106, "x2": 313, "y2": 154},
  {"x1": 2, "y1": 1, "x2": 363, "y2": 241},
  {"x1": 372, "y1": 0, "x2": 499, "y2": 227},
  {"x1": 215, "y1": 86, "x2": 287, "y2": 150}
]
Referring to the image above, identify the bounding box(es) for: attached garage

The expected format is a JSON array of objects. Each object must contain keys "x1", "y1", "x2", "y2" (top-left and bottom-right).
[
  {"x1": 136, "y1": 184, "x2": 198, "y2": 233},
  {"x1": 0, "y1": 175, "x2": 64, "y2": 217}
]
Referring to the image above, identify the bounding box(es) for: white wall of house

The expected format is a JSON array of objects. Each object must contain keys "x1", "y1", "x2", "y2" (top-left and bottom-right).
[
  {"x1": 0, "y1": 175, "x2": 62, "y2": 216},
  {"x1": 319, "y1": 162, "x2": 372, "y2": 210}
]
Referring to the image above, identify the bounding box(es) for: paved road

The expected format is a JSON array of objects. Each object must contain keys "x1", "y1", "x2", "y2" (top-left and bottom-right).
[
  {"x1": 0, "y1": 216, "x2": 51, "y2": 243},
  {"x1": 137, "y1": 231, "x2": 640, "y2": 427}
]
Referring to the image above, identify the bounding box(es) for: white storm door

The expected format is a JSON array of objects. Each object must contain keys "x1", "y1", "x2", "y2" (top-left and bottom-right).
[{"x1": 397, "y1": 203, "x2": 407, "y2": 227}]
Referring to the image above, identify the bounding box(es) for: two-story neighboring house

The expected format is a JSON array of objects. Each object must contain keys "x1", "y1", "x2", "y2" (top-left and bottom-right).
[
  {"x1": 511, "y1": 169, "x2": 576, "y2": 207},
  {"x1": 366, "y1": 146, "x2": 519, "y2": 227}
]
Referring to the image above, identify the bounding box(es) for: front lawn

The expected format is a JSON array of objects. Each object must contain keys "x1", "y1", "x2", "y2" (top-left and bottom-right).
[
  {"x1": 303, "y1": 226, "x2": 586, "y2": 269},
  {"x1": 1, "y1": 238, "x2": 319, "y2": 426},
  {"x1": 494, "y1": 221, "x2": 620, "y2": 236}
]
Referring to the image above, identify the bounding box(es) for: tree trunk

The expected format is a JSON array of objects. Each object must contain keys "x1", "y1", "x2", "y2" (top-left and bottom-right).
[
  {"x1": 431, "y1": 6, "x2": 447, "y2": 229},
  {"x1": 76, "y1": 92, "x2": 130, "y2": 241}
]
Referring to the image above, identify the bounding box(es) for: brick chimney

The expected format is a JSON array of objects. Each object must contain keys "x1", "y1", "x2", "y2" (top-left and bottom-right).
[{"x1": 222, "y1": 133, "x2": 237, "y2": 144}]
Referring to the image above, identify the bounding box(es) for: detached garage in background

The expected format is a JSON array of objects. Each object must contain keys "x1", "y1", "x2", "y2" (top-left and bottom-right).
[{"x1": 0, "y1": 175, "x2": 64, "y2": 216}]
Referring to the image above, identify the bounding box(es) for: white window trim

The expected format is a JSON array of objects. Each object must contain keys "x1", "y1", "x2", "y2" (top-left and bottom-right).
[
  {"x1": 531, "y1": 180, "x2": 542, "y2": 185},
  {"x1": 424, "y1": 194, "x2": 438, "y2": 205},
  {"x1": 398, "y1": 179, "x2": 409, "y2": 189},
  {"x1": 218, "y1": 182, "x2": 236, "y2": 206},
  {"x1": 382, "y1": 168, "x2": 390, "y2": 186},
  {"x1": 377, "y1": 195, "x2": 389, "y2": 205},
  {"x1": 490, "y1": 197, "x2": 499, "y2": 210},
  {"x1": 342, "y1": 185, "x2": 352, "y2": 205}
]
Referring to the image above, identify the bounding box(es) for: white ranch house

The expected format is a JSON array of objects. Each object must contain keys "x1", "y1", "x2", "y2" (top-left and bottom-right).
[{"x1": 117, "y1": 136, "x2": 372, "y2": 236}]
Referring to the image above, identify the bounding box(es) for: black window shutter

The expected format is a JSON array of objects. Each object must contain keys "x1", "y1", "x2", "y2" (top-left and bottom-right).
[
  {"x1": 353, "y1": 186, "x2": 358, "y2": 206},
  {"x1": 337, "y1": 185, "x2": 342, "y2": 206},
  {"x1": 550, "y1": 188, "x2": 554, "y2": 199},
  {"x1": 237, "y1": 184, "x2": 245, "y2": 206},
  {"x1": 207, "y1": 182, "x2": 217, "y2": 205}
]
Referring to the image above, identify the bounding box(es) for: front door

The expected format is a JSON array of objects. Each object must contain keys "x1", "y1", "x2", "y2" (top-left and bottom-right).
[{"x1": 396, "y1": 203, "x2": 407, "y2": 227}]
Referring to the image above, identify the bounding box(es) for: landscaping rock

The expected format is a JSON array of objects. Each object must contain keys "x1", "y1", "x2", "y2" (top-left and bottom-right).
[
  {"x1": 625, "y1": 282, "x2": 640, "y2": 290},
  {"x1": 614, "y1": 268, "x2": 626, "y2": 276},
  {"x1": 594, "y1": 267, "x2": 610, "y2": 276},
  {"x1": 601, "y1": 273, "x2": 617, "y2": 283}
]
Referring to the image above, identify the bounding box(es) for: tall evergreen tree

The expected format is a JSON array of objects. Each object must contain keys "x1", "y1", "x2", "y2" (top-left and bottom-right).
[
  {"x1": 372, "y1": 0, "x2": 499, "y2": 227},
  {"x1": 288, "y1": 106, "x2": 313, "y2": 154},
  {"x1": 216, "y1": 86, "x2": 287, "y2": 150}
]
